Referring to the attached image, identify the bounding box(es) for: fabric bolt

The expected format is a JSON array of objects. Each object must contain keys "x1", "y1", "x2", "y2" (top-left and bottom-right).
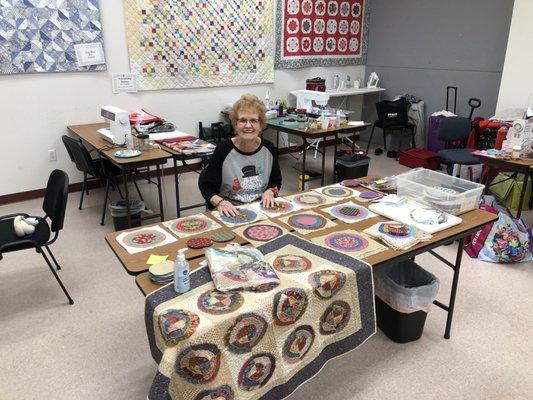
[
  {"x1": 163, "y1": 215, "x2": 221, "y2": 239},
  {"x1": 363, "y1": 222, "x2": 432, "y2": 251},
  {"x1": 249, "y1": 198, "x2": 302, "y2": 218},
  {"x1": 145, "y1": 234, "x2": 375, "y2": 400},
  {"x1": 211, "y1": 207, "x2": 267, "y2": 228},
  {"x1": 0, "y1": 1, "x2": 106, "y2": 74},
  {"x1": 278, "y1": 210, "x2": 337, "y2": 235},
  {"x1": 233, "y1": 221, "x2": 289, "y2": 247},
  {"x1": 283, "y1": 192, "x2": 336, "y2": 209},
  {"x1": 275, "y1": 0, "x2": 370, "y2": 69},
  {"x1": 123, "y1": 0, "x2": 274, "y2": 89},
  {"x1": 312, "y1": 229, "x2": 387, "y2": 259},
  {"x1": 116, "y1": 225, "x2": 178, "y2": 254},
  {"x1": 321, "y1": 201, "x2": 377, "y2": 223},
  {"x1": 314, "y1": 184, "x2": 359, "y2": 200}
]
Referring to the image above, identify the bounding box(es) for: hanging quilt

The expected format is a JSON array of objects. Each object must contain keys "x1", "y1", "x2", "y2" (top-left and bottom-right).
[
  {"x1": 123, "y1": 0, "x2": 275, "y2": 90},
  {"x1": 275, "y1": 0, "x2": 369, "y2": 69},
  {"x1": 0, "y1": 0, "x2": 106, "y2": 74},
  {"x1": 145, "y1": 234, "x2": 375, "y2": 400}
]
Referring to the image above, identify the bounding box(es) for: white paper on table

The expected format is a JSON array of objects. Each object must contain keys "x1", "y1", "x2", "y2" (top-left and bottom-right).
[
  {"x1": 74, "y1": 42, "x2": 106, "y2": 67},
  {"x1": 347, "y1": 121, "x2": 366, "y2": 127}
]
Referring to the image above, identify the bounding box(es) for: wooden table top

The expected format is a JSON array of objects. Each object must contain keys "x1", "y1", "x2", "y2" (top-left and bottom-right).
[
  {"x1": 267, "y1": 118, "x2": 370, "y2": 138},
  {"x1": 67, "y1": 123, "x2": 170, "y2": 166},
  {"x1": 476, "y1": 153, "x2": 533, "y2": 173}
]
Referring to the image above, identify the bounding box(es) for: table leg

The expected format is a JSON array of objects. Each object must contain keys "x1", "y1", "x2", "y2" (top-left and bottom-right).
[
  {"x1": 333, "y1": 134, "x2": 338, "y2": 183},
  {"x1": 301, "y1": 139, "x2": 307, "y2": 191},
  {"x1": 276, "y1": 130, "x2": 279, "y2": 153},
  {"x1": 352, "y1": 132, "x2": 356, "y2": 154},
  {"x1": 516, "y1": 172, "x2": 529, "y2": 220},
  {"x1": 444, "y1": 237, "x2": 465, "y2": 339},
  {"x1": 174, "y1": 157, "x2": 181, "y2": 218},
  {"x1": 156, "y1": 163, "x2": 164, "y2": 222},
  {"x1": 321, "y1": 137, "x2": 326, "y2": 186},
  {"x1": 122, "y1": 168, "x2": 131, "y2": 228}
]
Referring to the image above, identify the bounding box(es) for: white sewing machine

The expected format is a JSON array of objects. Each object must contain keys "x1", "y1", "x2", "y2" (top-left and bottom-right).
[
  {"x1": 98, "y1": 106, "x2": 131, "y2": 145},
  {"x1": 291, "y1": 89, "x2": 330, "y2": 113}
]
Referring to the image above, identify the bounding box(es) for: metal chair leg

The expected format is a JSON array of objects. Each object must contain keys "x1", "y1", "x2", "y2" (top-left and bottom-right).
[
  {"x1": 383, "y1": 129, "x2": 387, "y2": 150},
  {"x1": 44, "y1": 245, "x2": 61, "y2": 271},
  {"x1": 411, "y1": 126, "x2": 416, "y2": 148},
  {"x1": 365, "y1": 124, "x2": 377, "y2": 153},
  {"x1": 79, "y1": 173, "x2": 87, "y2": 210},
  {"x1": 40, "y1": 248, "x2": 74, "y2": 305},
  {"x1": 398, "y1": 128, "x2": 404, "y2": 155},
  {"x1": 101, "y1": 177, "x2": 111, "y2": 226}
]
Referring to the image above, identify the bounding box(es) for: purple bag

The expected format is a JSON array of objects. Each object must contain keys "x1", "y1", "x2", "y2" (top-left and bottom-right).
[{"x1": 427, "y1": 115, "x2": 446, "y2": 152}]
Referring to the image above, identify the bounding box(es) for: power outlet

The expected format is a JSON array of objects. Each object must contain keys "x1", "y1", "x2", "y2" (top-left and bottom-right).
[{"x1": 48, "y1": 149, "x2": 57, "y2": 162}]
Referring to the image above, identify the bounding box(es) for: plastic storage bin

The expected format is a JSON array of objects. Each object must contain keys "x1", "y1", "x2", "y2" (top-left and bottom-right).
[
  {"x1": 108, "y1": 200, "x2": 144, "y2": 231},
  {"x1": 374, "y1": 260, "x2": 439, "y2": 343},
  {"x1": 396, "y1": 167, "x2": 484, "y2": 215},
  {"x1": 336, "y1": 154, "x2": 370, "y2": 182}
]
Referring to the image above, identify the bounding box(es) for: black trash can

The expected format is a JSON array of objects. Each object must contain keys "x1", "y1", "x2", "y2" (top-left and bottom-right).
[
  {"x1": 108, "y1": 200, "x2": 144, "y2": 231},
  {"x1": 374, "y1": 260, "x2": 439, "y2": 343},
  {"x1": 336, "y1": 154, "x2": 370, "y2": 182}
]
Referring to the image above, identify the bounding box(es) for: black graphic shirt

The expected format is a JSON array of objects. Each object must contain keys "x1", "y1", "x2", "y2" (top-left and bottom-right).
[{"x1": 199, "y1": 139, "x2": 282, "y2": 206}]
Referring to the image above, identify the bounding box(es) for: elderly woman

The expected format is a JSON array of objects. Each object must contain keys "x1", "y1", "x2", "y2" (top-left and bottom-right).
[{"x1": 199, "y1": 94, "x2": 282, "y2": 216}]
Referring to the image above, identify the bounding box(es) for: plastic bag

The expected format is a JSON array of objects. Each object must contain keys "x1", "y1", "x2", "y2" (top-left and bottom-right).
[
  {"x1": 205, "y1": 245, "x2": 280, "y2": 292},
  {"x1": 374, "y1": 261, "x2": 440, "y2": 313},
  {"x1": 478, "y1": 213, "x2": 531, "y2": 263}
]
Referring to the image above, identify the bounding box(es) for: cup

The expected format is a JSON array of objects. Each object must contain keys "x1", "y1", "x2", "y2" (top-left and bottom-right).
[{"x1": 353, "y1": 80, "x2": 360, "y2": 89}]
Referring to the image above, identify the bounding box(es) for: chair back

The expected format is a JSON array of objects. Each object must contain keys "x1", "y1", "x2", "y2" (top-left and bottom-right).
[
  {"x1": 376, "y1": 98, "x2": 410, "y2": 128},
  {"x1": 43, "y1": 169, "x2": 69, "y2": 233},
  {"x1": 62, "y1": 135, "x2": 96, "y2": 175},
  {"x1": 437, "y1": 117, "x2": 471, "y2": 145}
]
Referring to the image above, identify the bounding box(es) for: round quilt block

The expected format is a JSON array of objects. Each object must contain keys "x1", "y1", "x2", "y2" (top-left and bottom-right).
[
  {"x1": 330, "y1": 204, "x2": 369, "y2": 221},
  {"x1": 308, "y1": 269, "x2": 347, "y2": 299},
  {"x1": 194, "y1": 385, "x2": 234, "y2": 400},
  {"x1": 225, "y1": 313, "x2": 267, "y2": 354},
  {"x1": 260, "y1": 200, "x2": 294, "y2": 214},
  {"x1": 197, "y1": 290, "x2": 244, "y2": 315},
  {"x1": 378, "y1": 223, "x2": 414, "y2": 238},
  {"x1": 211, "y1": 229, "x2": 236, "y2": 243},
  {"x1": 175, "y1": 343, "x2": 221, "y2": 384},
  {"x1": 340, "y1": 179, "x2": 361, "y2": 188},
  {"x1": 320, "y1": 301, "x2": 351, "y2": 335},
  {"x1": 122, "y1": 229, "x2": 167, "y2": 248},
  {"x1": 220, "y1": 208, "x2": 257, "y2": 225},
  {"x1": 359, "y1": 190, "x2": 380, "y2": 199},
  {"x1": 242, "y1": 224, "x2": 283, "y2": 242},
  {"x1": 321, "y1": 186, "x2": 353, "y2": 198},
  {"x1": 273, "y1": 287, "x2": 308, "y2": 326},
  {"x1": 272, "y1": 254, "x2": 312, "y2": 273},
  {"x1": 158, "y1": 309, "x2": 200, "y2": 345},
  {"x1": 287, "y1": 213, "x2": 327, "y2": 230},
  {"x1": 171, "y1": 217, "x2": 210, "y2": 234},
  {"x1": 292, "y1": 193, "x2": 328, "y2": 207},
  {"x1": 186, "y1": 237, "x2": 213, "y2": 249},
  {"x1": 282, "y1": 325, "x2": 315, "y2": 363},
  {"x1": 238, "y1": 353, "x2": 276, "y2": 391},
  {"x1": 324, "y1": 232, "x2": 369, "y2": 252}
]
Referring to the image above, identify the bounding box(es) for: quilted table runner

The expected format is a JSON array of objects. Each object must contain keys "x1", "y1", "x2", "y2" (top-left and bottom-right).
[{"x1": 145, "y1": 234, "x2": 375, "y2": 400}]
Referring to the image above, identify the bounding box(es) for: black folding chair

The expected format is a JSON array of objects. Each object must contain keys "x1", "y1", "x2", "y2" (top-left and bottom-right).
[
  {"x1": 437, "y1": 117, "x2": 479, "y2": 176},
  {"x1": 0, "y1": 170, "x2": 73, "y2": 304}
]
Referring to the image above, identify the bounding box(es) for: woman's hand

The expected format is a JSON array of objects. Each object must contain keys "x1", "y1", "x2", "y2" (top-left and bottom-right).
[
  {"x1": 217, "y1": 200, "x2": 239, "y2": 217},
  {"x1": 261, "y1": 189, "x2": 278, "y2": 208}
]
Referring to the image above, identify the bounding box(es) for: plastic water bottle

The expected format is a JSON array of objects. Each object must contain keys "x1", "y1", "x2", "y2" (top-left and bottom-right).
[
  {"x1": 332, "y1": 74, "x2": 339, "y2": 90},
  {"x1": 174, "y1": 249, "x2": 190, "y2": 293},
  {"x1": 125, "y1": 131, "x2": 134, "y2": 151}
]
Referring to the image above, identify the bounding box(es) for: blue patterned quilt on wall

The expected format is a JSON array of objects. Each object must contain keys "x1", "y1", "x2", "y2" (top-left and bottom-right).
[{"x1": 0, "y1": 0, "x2": 106, "y2": 74}]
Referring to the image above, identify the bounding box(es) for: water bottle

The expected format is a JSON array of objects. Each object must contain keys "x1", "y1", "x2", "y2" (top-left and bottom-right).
[
  {"x1": 332, "y1": 74, "x2": 339, "y2": 90},
  {"x1": 174, "y1": 248, "x2": 190, "y2": 293},
  {"x1": 125, "y1": 131, "x2": 134, "y2": 151}
]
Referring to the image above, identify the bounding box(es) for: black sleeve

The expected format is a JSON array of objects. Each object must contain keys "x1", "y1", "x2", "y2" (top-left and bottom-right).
[
  {"x1": 198, "y1": 140, "x2": 233, "y2": 203},
  {"x1": 263, "y1": 140, "x2": 282, "y2": 191}
]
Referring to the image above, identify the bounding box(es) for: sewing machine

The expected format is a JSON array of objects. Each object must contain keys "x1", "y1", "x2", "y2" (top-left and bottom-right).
[
  {"x1": 291, "y1": 89, "x2": 330, "y2": 113},
  {"x1": 98, "y1": 105, "x2": 131, "y2": 145}
]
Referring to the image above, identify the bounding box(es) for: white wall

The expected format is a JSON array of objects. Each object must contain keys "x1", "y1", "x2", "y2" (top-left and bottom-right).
[
  {"x1": 496, "y1": 0, "x2": 533, "y2": 112},
  {"x1": 0, "y1": 1, "x2": 365, "y2": 196}
]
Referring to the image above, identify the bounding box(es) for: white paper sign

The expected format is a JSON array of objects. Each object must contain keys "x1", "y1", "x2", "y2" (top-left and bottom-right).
[
  {"x1": 112, "y1": 73, "x2": 137, "y2": 93},
  {"x1": 74, "y1": 42, "x2": 106, "y2": 67}
]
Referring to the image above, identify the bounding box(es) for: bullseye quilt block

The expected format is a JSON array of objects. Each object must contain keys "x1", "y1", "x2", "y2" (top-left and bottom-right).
[
  {"x1": 321, "y1": 201, "x2": 377, "y2": 223},
  {"x1": 145, "y1": 234, "x2": 375, "y2": 400},
  {"x1": 249, "y1": 198, "x2": 302, "y2": 218},
  {"x1": 211, "y1": 206, "x2": 268, "y2": 228},
  {"x1": 233, "y1": 221, "x2": 290, "y2": 247},
  {"x1": 278, "y1": 210, "x2": 337, "y2": 235},
  {"x1": 163, "y1": 214, "x2": 221, "y2": 239},
  {"x1": 312, "y1": 229, "x2": 387, "y2": 259},
  {"x1": 314, "y1": 184, "x2": 360, "y2": 200},
  {"x1": 116, "y1": 225, "x2": 178, "y2": 254},
  {"x1": 283, "y1": 191, "x2": 336, "y2": 209}
]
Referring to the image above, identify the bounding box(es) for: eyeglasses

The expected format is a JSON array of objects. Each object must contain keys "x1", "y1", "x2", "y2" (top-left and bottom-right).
[{"x1": 237, "y1": 118, "x2": 260, "y2": 125}]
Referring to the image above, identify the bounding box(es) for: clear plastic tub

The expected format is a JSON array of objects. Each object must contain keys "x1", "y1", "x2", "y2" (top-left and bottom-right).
[{"x1": 396, "y1": 168, "x2": 484, "y2": 215}]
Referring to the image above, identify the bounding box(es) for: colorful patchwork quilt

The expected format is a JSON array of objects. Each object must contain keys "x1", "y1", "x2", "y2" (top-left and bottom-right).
[{"x1": 145, "y1": 234, "x2": 375, "y2": 399}]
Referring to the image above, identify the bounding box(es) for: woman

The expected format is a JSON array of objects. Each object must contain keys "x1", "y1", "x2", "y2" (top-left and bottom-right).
[{"x1": 199, "y1": 94, "x2": 282, "y2": 216}]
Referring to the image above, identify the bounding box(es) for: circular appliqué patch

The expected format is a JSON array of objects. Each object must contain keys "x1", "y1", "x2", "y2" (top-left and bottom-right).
[
  {"x1": 158, "y1": 309, "x2": 200, "y2": 345},
  {"x1": 283, "y1": 325, "x2": 315, "y2": 363},
  {"x1": 293, "y1": 193, "x2": 327, "y2": 206},
  {"x1": 260, "y1": 200, "x2": 294, "y2": 214},
  {"x1": 195, "y1": 385, "x2": 234, "y2": 400},
  {"x1": 273, "y1": 288, "x2": 308, "y2": 326},
  {"x1": 186, "y1": 236, "x2": 213, "y2": 249},
  {"x1": 272, "y1": 254, "x2": 312, "y2": 273},
  {"x1": 175, "y1": 343, "x2": 221, "y2": 384},
  {"x1": 359, "y1": 190, "x2": 380, "y2": 199},
  {"x1": 340, "y1": 179, "x2": 361, "y2": 188},
  {"x1": 378, "y1": 223, "x2": 413, "y2": 237},
  {"x1": 324, "y1": 232, "x2": 369, "y2": 252},
  {"x1": 171, "y1": 217, "x2": 209, "y2": 233},
  {"x1": 331, "y1": 204, "x2": 369, "y2": 221},
  {"x1": 226, "y1": 313, "x2": 267, "y2": 354},
  {"x1": 320, "y1": 301, "x2": 351, "y2": 335},
  {"x1": 123, "y1": 229, "x2": 166, "y2": 248},
  {"x1": 211, "y1": 229, "x2": 236, "y2": 243},
  {"x1": 197, "y1": 290, "x2": 244, "y2": 315},
  {"x1": 321, "y1": 186, "x2": 353, "y2": 198},
  {"x1": 238, "y1": 353, "x2": 276, "y2": 391},
  {"x1": 220, "y1": 208, "x2": 257, "y2": 225},
  {"x1": 308, "y1": 270, "x2": 346, "y2": 299},
  {"x1": 287, "y1": 213, "x2": 327, "y2": 230},
  {"x1": 243, "y1": 224, "x2": 283, "y2": 242}
]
